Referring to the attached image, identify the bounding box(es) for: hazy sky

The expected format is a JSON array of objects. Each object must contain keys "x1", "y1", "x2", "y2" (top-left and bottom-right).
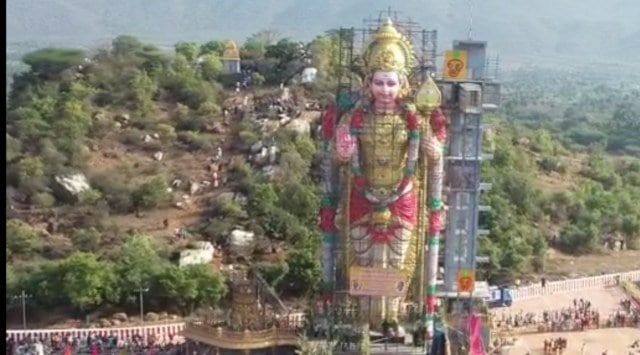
[{"x1": 7, "y1": 0, "x2": 640, "y2": 66}]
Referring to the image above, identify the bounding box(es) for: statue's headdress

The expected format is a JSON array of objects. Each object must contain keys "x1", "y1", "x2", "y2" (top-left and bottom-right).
[{"x1": 362, "y1": 18, "x2": 417, "y2": 76}]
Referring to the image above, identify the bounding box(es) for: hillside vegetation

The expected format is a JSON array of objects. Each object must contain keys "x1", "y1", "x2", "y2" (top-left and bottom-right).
[{"x1": 5, "y1": 32, "x2": 640, "y2": 326}]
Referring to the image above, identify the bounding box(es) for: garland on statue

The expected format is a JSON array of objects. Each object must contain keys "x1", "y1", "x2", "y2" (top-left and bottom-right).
[
  {"x1": 319, "y1": 105, "x2": 338, "y2": 300},
  {"x1": 348, "y1": 104, "x2": 421, "y2": 207}
]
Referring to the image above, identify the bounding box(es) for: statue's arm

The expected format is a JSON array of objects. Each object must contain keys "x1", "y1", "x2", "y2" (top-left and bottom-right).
[
  {"x1": 421, "y1": 108, "x2": 448, "y2": 162},
  {"x1": 320, "y1": 105, "x2": 341, "y2": 198}
]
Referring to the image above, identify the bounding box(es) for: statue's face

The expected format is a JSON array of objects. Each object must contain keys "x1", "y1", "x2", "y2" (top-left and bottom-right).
[{"x1": 370, "y1": 71, "x2": 401, "y2": 105}]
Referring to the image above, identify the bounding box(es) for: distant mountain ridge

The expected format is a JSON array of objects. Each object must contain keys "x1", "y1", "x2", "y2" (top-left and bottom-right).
[{"x1": 7, "y1": 0, "x2": 640, "y2": 67}]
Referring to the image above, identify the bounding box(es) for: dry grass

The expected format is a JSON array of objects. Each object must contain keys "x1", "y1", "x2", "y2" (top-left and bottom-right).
[{"x1": 543, "y1": 249, "x2": 640, "y2": 279}]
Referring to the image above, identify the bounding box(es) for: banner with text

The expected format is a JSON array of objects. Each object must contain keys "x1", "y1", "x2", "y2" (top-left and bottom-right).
[{"x1": 349, "y1": 267, "x2": 407, "y2": 297}]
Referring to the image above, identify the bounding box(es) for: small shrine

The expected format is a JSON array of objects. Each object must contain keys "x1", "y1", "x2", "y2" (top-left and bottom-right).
[
  {"x1": 221, "y1": 40, "x2": 241, "y2": 74},
  {"x1": 181, "y1": 268, "x2": 300, "y2": 354}
]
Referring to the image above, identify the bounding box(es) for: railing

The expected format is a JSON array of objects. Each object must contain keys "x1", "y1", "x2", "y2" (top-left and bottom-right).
[
  {"x1": 9, "y1": 272, "x2": 639, "y2": 340},
  {"x1": 621, "y1": 280, "x2": 640, "y2": 307},
  {"x1": 185, "y1": 323, "x2": 298, "y2": 341},
  {"x1": 511, "y1": 270, "x2": 640, "y2": 301},
  {"x1": 182, "y1": 323, "x2": 299, "y2": 349},
  {"x1": 6, "y1": 312, "x2": 307, "y2": 342}
]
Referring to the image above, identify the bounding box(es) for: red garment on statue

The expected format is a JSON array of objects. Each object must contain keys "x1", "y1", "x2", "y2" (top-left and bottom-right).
[{"x1": 349, "y1": 191, "x2": 418, "y2": 236}]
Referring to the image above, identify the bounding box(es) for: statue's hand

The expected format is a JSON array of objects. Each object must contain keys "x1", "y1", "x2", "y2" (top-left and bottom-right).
[
  {"x1": 423, "y1": 133, "x2": 442, "y2": 162},
  {"x1": 336, "y1": 124, "x2": 355, "y2": 163}
]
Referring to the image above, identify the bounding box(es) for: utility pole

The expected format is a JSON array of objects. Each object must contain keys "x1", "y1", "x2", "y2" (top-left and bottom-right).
[
  {"x1": 13, "y1": 290, "x2": 32, "y2": 329},
  {"x1": 138, "y1": 287, "x2": 149, "y2": 324}
]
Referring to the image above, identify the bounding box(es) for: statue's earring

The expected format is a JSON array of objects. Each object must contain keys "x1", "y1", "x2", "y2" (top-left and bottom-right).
[{"x1": 399, "y1": 80, "x2": 411, "y2": 98}]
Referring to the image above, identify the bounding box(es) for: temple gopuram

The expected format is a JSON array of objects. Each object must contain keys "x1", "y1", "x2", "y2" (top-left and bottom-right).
[{"x1": 181, "y1": 267, "x2": 300, "y2": 355}]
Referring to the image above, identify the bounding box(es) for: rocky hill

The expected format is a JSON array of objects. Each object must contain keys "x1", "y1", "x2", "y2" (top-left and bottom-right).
[{"x1": 5, "y1": 34, "x2": 640, "y2": 327}]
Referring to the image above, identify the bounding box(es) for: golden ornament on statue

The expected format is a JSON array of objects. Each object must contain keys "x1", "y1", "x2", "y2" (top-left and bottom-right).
[
  {"x1": 415, "y1": 76, "x2": 442, "y2": 116},
  {"x1": 372, "y1": 208, "x2": 393, "y2": 227},
  {"x1": 362, "y1": 18, "x2": 416, "y2": 75}
]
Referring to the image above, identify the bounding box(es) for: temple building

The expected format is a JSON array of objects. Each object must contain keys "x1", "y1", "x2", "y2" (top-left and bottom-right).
[
  {"x1": 221, "y1": 41, "x2": 241, "y2": 74},
  {"x1": 181, "y1": 268, "x2": 300, "y2": 354}
]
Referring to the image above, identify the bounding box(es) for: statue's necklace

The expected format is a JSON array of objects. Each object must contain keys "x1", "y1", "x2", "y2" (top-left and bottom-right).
[{"x1": 348, "y1": 106, "x2": 422, "y2": 206}]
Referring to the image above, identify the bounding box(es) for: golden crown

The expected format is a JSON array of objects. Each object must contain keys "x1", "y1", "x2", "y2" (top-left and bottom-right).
[{"x1": 363, "y1": 18, "x2": 417, "y2": 75}]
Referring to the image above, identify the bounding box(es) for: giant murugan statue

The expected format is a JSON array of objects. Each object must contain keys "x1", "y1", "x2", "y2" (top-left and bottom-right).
[{"x1": 320, "y1": 18, "x2": 447, "y2": 330}]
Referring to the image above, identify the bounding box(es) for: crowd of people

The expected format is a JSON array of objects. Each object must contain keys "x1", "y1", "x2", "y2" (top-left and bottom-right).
[
  {"x1": 6, "y1": 333, "x2": 185, "y2": 355},
  {"x1": 542, "y1": 337, "x2": 568, "y2": 354},
  {"x1": 493, "y1": 297, "x2": 640, "y2": 333}
]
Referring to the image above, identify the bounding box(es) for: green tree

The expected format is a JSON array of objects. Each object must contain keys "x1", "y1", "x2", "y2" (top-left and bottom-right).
[
  {"x1": 23, "y1": 261, "x2": 66, "y2": 307},
  {"x1": 22, "y1": 48, "x2": 86, "y2": 79},
  {"x1": 175, "y1": 42, "x2": 201, "y2": 62},
  {"x1": 283, "y1": 249, "x2": 321, "y2": 295},
  {"x1": 53, "y1": 98, "x2": 92, "y2": 147},
  {"x1": 308, "y1": 36, "x2": 333, "y2": 74},
  {"x1": 200, "y1": 54, "x2": 223, "y2": 81},
  {"x1": 6, "y1": 263, "x2": 19, "y2": 296},
  {"x1": 274, "y1": 151, "x2": 310, "y2": 185},
  {"x1": 242, "y1": 33, "x2": 269, "y2": 59},
  {"x1": 251, "y1": 72, "x2": 266, "y2": 86},
  {"x1": 200, "y1": 41, "x2": 226, "y2": 56},
  {"x1": 112, "y1": 35, "x2": 144, "y2": 57},
  {"x1": 156, "y1": 264, "x2": 226, "y2": 314},
  {"x1": 116, "y1": 235, "x2": 165, "y2": 292},
  {"x1": 9, "y1": 107, "x2": 50, "y2": 141},
  {"x1": 59, "y1": 252, "x2": 119, "y2": 311},
  {"x1": 130, "y1": 70, "x2": 158, "y2": 114},
  {"x1": 559, "y1": 224, "x2": 599, "y2": 254},
  {"x1": 256, "y1": 262, "x2": 289, "y2": 288},
  {"x1": 279, "y1": 182, "x2": 319, "y2": 225}
]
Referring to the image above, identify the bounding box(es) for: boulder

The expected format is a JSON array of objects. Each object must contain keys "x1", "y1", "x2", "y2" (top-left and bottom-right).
[
  {"x1": 112, "y1": 312, "x2": 128, "y2": 322},
  {"x1": 261, "y1": 165, "x2": 280, "y2": 179},
  {"x1": 114, "y1": 113, "x2": 130, "y2": 123},
  {"x1": 216, "y1": 191, "x2": 247, "y2": 206},
  {"x1": 189, "y1": 181, "x2": 200, "y2": 195},
  {"x1": 285, "y1": 118, "x2": 311, "y2": 135},
  {"x1": 229, "y1": 229, "x2": 255, "y2": 257},
  {"x1": 53, "y1": 174, "x2": 91, "y2": 202},
  {"x1": 145, "y1": 312, "x2": 160, "y2": 322},
  {"x1": 250, "y1": 140, "x2": 264, "y2": 154}
]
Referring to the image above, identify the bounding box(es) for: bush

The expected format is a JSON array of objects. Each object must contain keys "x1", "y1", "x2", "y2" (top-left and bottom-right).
[
  {"x1": 131, "y1": 177, "x2": 170, "y2": 210},
  {"x1": 198, "y1": 101, "x2": 221, "y2": 116},
  {"x1": 6, "y1": 219, "x2": 41, "y2": 257},
  {"x1": 90, "y1": 173, "x2": 134, "y2": 213},
  {"x1": 78, "y1": 188, "x2": 103, "y2": 205},
  {"x1": 155, "y1": 123, "x2": 177, "y2": 142},
  {"x1": 71, "y1": 228, "x2": 102, "y2": 252},
  {"x1": 538, "y1": 156, "x2": 566, "y2": 174},
  {"x1": 238, "y1": 130, "x2": 260, "y2": 147},
  {"x1": 177, "y1": 131, "x2": 215, "y2": 153},
  {"x1": 33, "y1": 192, "x2": 56, "y2": 208},
  {"x1": 210, "y1": 198, "x2": 247, "y2": 219},
  {"x1": 202, "y1": 219, "x2": 235, "y2": 242},
  {"x1": 176, "y1": 115, "x2": 209, "y2": 132}
]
